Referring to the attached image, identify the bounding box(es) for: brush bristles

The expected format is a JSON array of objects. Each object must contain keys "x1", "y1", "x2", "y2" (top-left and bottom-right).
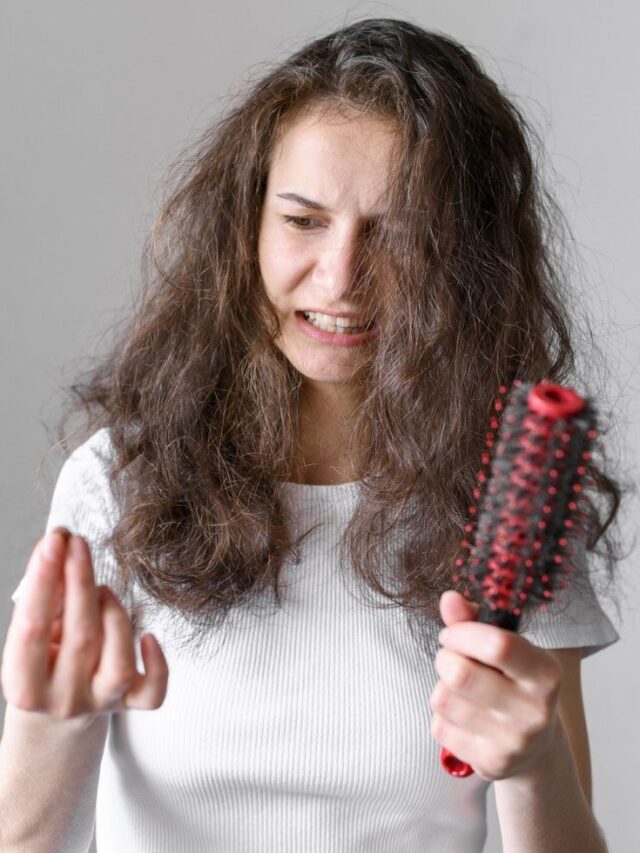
[{"x1": 457, "y1": 381, "x2": 597, "y2": 631}]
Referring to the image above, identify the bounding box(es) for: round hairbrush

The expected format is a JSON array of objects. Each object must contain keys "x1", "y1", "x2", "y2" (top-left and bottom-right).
[{"x1": 439, "y1": 379, "x2": 598, "y2": 778}]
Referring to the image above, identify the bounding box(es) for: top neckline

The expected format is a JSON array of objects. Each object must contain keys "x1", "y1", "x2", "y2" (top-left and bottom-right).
[{"x1": 277, "y1": 479, "x2": 362, "y2": 504}]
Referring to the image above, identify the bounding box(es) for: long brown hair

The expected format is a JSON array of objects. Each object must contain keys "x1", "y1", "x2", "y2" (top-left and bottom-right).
[{"x1": 54, "y1": 18, "x2": 625, "y2": 652}]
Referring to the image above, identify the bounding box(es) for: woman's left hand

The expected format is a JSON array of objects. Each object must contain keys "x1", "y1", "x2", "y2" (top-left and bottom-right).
[{"x1": 429, "y1": 590, "x2": 564, "y2": 782}]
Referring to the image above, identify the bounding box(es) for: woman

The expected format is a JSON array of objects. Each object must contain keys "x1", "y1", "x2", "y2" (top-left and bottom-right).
[{"x1": 2, "y1": 17, "x2": 623, "y2": 852}]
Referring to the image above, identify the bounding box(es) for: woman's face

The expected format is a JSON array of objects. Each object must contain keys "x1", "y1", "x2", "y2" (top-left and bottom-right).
[{"x1": 258, "y1": 108, "x2": 397, "y2": 391}]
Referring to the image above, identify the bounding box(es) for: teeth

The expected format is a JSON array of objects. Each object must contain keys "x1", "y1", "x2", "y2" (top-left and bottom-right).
[{"x1": 303, "y1": 311, "x2": 371, "y2": 332}]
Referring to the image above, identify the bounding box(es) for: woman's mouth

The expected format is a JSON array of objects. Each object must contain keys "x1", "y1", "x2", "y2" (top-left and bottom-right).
[{"x1": 294, "y1": 311, "x2": 377, "y2": 347}]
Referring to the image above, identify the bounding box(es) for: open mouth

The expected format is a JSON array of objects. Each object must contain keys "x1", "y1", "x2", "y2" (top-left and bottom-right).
[
  {"x1": 294, "y1": 311, "x2": 378, "y2": 345},
  {"x1": 298, "y1": 311, "x2": 375, "y2": 334}
]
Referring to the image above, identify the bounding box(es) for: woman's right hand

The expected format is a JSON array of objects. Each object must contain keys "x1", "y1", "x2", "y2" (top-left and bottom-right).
[{"x1": 1, "y1": 528, "x2": 169, "y2": 726}]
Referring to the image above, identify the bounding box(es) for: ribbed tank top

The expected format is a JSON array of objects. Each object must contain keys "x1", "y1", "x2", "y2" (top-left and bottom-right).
[{"x1": 10, "y1": 428, "x2": 619, "y2": 852}]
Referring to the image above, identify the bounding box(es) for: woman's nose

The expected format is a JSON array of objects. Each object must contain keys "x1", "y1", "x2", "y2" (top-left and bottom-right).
[{"x1": 314, "y1": 227, "x2": 364, "y2": 301}]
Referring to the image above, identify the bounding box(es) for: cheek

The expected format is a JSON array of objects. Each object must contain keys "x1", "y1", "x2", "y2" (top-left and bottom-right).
[{"x1": 261, "y1": 245, "x2": 306, "y2": 307}]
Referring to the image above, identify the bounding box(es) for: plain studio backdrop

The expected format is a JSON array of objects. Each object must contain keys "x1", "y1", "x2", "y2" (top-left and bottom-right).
[{"x1": 1, "y1": 2, "x2": 638, "y2": 851}]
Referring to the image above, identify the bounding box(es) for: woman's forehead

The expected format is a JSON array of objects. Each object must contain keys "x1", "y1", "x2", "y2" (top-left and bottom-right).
[{"x1": 267, "y1": 113, "x2": 398, "y2": 208}]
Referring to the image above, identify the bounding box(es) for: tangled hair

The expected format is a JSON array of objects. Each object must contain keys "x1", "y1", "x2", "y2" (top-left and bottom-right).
[{"x1": 53, "y1": 17, "x2": 626, "y2": 652}]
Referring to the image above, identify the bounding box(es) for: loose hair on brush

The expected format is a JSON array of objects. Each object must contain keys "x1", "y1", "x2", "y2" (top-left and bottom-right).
[{"x1": 51, "y1": 17, "x2": 626, "y2": 653}]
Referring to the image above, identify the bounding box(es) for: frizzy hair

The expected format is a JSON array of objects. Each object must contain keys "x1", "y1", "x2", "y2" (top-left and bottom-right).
[{"x1": 53, "y1": 17, "x2": 624, "y2": 652}]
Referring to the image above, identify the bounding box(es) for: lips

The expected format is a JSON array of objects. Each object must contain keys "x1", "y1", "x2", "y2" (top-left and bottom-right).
[
  {"x1": 302, "y1": 311, "x2": 373, "y2": 335},
  {"x1": 294, "y1": 311, "x2": 378, "y2": 347}
]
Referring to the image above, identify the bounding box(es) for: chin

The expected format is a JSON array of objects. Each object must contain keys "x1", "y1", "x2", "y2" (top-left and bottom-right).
[
  {"x1": 280, "y1": 339, "x2": 363, "y2": 380},
  {"x1": 298, "y1": 365, "x2": 352, "y2": 381}
]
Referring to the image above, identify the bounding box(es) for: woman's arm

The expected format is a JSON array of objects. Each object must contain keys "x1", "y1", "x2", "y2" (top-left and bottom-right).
[
  {"x1": 0, "y1": 704, "x2": 109, "y2": 852},
  {"x1": 495, "y1": 648, "x2": 608, "y2": 852}
]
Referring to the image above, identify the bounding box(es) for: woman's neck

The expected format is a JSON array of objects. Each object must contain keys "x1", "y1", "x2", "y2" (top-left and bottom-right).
[{"x1": 289, "y1": 382, "x2": 360, "y2": 485}]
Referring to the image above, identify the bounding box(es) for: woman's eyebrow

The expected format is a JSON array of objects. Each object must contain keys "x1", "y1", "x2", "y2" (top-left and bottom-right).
[
  {"x1": 275, "y1": 192, "x2": 383, "y2": 220},
  {"x1": 275, "y1": 192, "x2": 328, "y2": 210}
]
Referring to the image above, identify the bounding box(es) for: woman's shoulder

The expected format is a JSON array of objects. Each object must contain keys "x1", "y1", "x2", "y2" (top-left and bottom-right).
[
  {"x1": 65, "y1": 425, "x2": 117, "y2": 471},
  {"x1": 51, "y1": 426, "x2": 120, "y2": 528}
]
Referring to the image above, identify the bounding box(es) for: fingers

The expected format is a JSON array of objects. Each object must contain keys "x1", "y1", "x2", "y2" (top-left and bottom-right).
[
  {"x1": 53, "y1": 536, "x2": 103, "y2": 695},
  {"x1": 2, "y1": 525, "x2": 169, "y2": 721},
  {"x1": 48, "y1": 535, "x2": 168, "y2": 715},
  {"x1": 48, "y1": 527, "x2": 69, "y2": 619},
  {"x1": 439, "y1": 590, "x2": 481, "y2": 626},
  {"x1": 437, "y1": 621, "x2": 558, "y2": 690},
  {"x1": 122, "y1": 633, "x2": 169, "y2": 711},
  {"x1": 89, "y1": 586, "x2": 139, "y2": 707},
  {"x1": 3, "y1": 531, "x2": 69, "y2": 706},
  {"x1": 96, "y1": 589, "x2": 168, "y2": 711}
]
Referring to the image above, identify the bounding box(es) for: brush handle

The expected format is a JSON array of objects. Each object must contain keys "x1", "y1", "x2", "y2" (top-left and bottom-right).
[{"x1": 440, "y1": 749, "x2": 474, "y2": 777}]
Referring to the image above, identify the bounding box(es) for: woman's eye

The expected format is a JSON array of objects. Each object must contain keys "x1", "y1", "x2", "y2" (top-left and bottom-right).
[{"x1": 283, "y1": 215, "x2": 321, "y2": 230}]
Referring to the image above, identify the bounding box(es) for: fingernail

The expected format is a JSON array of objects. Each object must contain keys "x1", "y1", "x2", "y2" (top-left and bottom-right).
[
  {"x1": 70, "y1": 535, "x2": 86, "y2": 557},
  {"x1": 51, "y1": 526, "x2": 71, "y2": 543},
  {"x1": 438, "y1": 628, "x2": 450, "y2": 644},
  {"x1": 42, "y1": 531, "x2": 62, "y2": 560}
]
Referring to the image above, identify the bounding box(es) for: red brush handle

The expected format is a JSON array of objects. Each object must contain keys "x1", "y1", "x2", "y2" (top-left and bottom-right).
[
  {"x1": 440, "y1": 748, "x2": 474, "y2": 777},
  {"x1": 439, "y1": 382, "x2": 590, "y2": 779}
]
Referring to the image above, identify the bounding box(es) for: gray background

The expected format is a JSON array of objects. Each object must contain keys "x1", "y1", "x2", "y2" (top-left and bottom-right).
[{"x1": 1, "y1": 2, "x2": 638, "y2": 851}]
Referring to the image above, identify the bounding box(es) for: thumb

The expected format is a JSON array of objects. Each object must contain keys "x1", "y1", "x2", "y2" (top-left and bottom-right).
[{"x1": 439, "y1": 589, "x2": 480, "y2": 628}]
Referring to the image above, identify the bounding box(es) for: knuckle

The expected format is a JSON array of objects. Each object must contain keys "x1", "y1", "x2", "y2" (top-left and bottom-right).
[
  {"x1": 66, "y1": 628, "x2": 98, "y2": 654},
  {"x1": 16, "y1": 616, "x2": 51, "y2": 644},
  {"x1": 436, "y1": 649, "x2": 472, "y2": 691},
  {"x1": 430, "y1": 713, "x2": 445, "y2": 741},
  {"x1": 95, "y1": 666, "x2": 137, "y2": 702},
  {"x1": 507, "y1": 733, "x2": 527, "y2": 762},
  {"x1": 491, "y1": 632, "x2": 513, "y2": 663},
  {"x1": 70, "y1": 567, "x2": 95, "y2": 590},
  {"x1": 110, "y1": 667, "x2": 138, "y2": 690},
  {"x1": 430, "y1": 683, "x2": 448, "y2": 712},
  {"x1": 546, "y1": 668, "x2": 562, "y2": 697},
  {"x1": 450, "y1": 661, "x2": 471, "y2": 691},
  {"x1": 98, "y1": 683, "x2": 128, "y2": 705},
  {"x1": 528, "y1": 705, "x2": 552, "y2": 735}
]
